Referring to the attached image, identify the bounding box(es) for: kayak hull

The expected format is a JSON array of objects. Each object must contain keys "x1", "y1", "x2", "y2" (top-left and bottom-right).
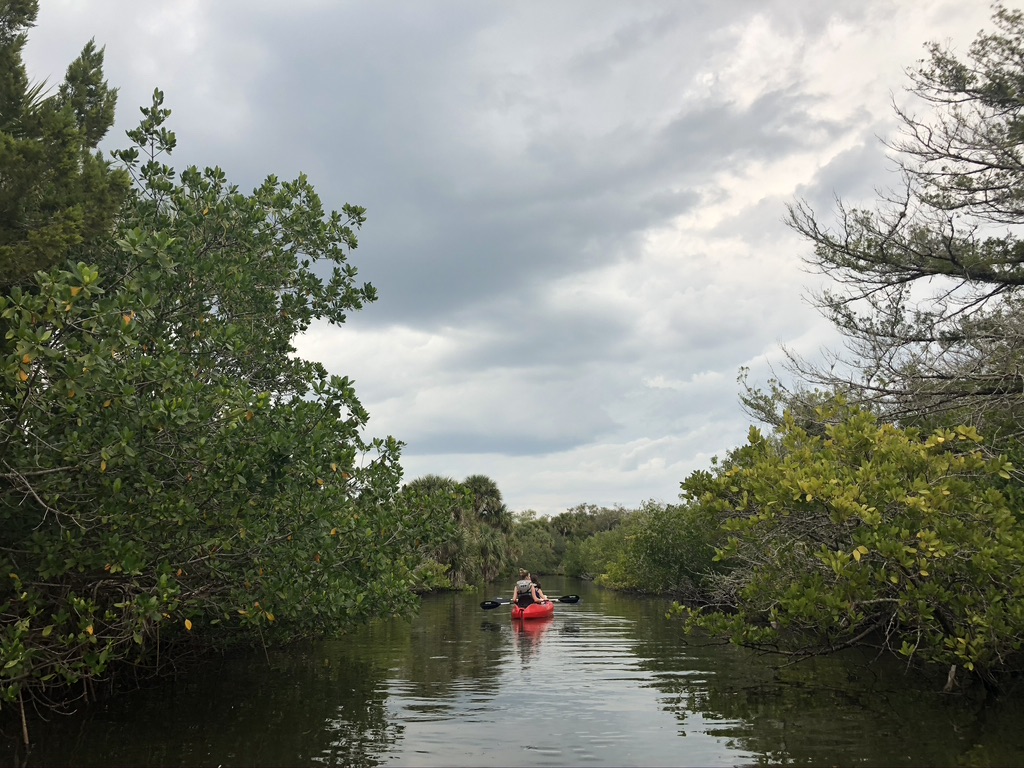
[{"x1": 511, "y1": 601, "x2": 555, "y2": 620}]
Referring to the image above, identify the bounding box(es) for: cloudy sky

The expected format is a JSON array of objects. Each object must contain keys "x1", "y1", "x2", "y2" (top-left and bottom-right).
[{"x1": 26, "y1": 1, "x2": 1008, "y2": 515}]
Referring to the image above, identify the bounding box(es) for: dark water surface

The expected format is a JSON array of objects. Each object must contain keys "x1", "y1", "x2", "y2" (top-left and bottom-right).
[{"x1": 12, "y1": 577, "x2": 1024, "y2": 766}]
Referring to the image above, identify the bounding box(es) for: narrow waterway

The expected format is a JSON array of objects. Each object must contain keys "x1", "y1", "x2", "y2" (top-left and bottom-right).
[{"x1": 12, "y1": 577, "x2": 1024, "y2": 766}]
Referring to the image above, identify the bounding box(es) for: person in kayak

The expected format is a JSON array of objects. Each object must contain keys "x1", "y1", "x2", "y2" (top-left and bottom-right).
[
  {"x1": 512, "y1": 568, "x2": 541, "y2": 609},
  {"x1": 530, "y1": 574, "x2": 550, "y2": 602}
]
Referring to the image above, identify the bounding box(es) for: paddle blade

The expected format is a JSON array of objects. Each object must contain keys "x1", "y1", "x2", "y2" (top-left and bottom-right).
[
  {"x1": 556, "y1": 595, "x2": 581, "y2": 603},
  {"x1": 480, "y1": 599, "x2": 507, "y2": 610}
]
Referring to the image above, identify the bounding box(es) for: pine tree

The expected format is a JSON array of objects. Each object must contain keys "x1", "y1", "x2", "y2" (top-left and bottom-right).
[{"x1": 0, "y1": 0, "x2": 127, "y2": 290}]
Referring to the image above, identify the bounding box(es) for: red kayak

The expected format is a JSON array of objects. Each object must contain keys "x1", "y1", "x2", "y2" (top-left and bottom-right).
[{"x1": 511, "y1": 600, "x2": 555, "y2": 620}]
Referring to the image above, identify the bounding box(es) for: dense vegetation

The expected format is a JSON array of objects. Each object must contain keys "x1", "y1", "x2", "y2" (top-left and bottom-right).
[
  {"x1": 0, "y1": 1, "x2": 455, "y2": 738},
  {"x1": 398, "y1": 473, "x2": 514, "y2": 589}
]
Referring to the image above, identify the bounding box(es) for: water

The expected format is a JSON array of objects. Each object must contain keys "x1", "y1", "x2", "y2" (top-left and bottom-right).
[{"x1": 10, "y1": 577, "x2": 1024, "y2": 766}]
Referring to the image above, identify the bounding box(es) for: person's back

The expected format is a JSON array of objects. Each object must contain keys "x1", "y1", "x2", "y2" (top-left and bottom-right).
[
  {"x1": 512, "y1": 568, "x2": 537, "y2": 607},
  {"x1": 514, "y1": 578, "x2": 535, "y2": 606}
]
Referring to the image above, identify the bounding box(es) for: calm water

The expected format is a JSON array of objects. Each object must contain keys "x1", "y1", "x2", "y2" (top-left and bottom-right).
[{"x1": 11, "y1": 577, "x2": 1024, "y2": 766}]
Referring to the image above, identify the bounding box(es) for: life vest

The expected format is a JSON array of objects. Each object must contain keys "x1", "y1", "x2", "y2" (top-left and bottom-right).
[{"x1": 514, "y1": 579, "x2": 534, "y2": 605}]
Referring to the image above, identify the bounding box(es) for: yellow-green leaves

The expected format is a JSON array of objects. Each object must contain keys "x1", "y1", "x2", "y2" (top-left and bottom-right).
[
  {"x1": 679, "y1": 403, "x2": 1024, "y2": 677},
  {"x1": 954, "y1": 425, "x2": 983, "y2": 443}
]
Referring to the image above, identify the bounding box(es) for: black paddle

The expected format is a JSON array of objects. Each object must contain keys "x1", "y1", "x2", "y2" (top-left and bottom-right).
[{"x1": 479, "y1": 595, "x2": 581, "y2": 610}]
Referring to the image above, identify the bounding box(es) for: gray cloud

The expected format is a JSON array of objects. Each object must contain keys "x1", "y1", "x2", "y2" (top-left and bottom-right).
[{"x1": 26, "y1": 0, "x2": 1007, "y2": 514}]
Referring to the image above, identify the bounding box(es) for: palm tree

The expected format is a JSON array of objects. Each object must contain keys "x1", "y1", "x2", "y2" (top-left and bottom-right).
[{"x1": 463, "y1": 474, "x2": 512, "y2": 532}]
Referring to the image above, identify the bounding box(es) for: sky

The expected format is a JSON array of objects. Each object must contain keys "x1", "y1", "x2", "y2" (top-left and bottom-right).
[{"x1": 24, "y1": 1, "x2": 1011, "y2": 516}]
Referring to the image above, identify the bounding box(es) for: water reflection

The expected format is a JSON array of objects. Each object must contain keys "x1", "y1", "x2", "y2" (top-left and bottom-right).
[
  {"x1": 10, "y1": 579, "x2": 1024, "y2": 767},
  {"x1": 512, "y1": 616, "x2": 554, "y2": 666},
  {"x1": 13, "y1": 644, "x2": 401, "y2": 768},
  {"x1": 570, "y1": 581, "x2": 1024, "y2": 767}
]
